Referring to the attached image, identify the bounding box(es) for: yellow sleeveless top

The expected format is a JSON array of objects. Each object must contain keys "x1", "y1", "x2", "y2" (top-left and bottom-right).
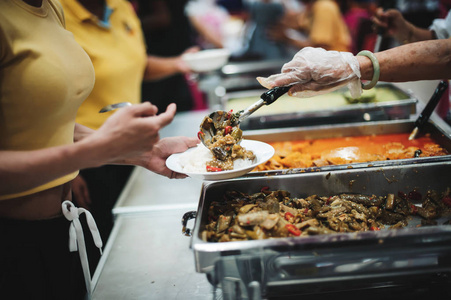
[
  {"x1": 0, "y1": 0, "x2": 95, "y2": 200},
  {"x1": 60, "y1": 0, "x2": 147, "y2": 130}
]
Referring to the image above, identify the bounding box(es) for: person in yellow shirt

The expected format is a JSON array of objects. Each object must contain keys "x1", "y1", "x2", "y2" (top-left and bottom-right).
[
  {"x1": 62, "y1": 0, "x2": 198, "y2": 130},
  {"x1": 59, "y1": 0, "x2": 199, "y2": 274},
  {"x1": 268, "y1": 0, "x2": 352, "y2": 52},
  {"x1": 0, "y1": 0, "x2": 197, "y2": 299}
]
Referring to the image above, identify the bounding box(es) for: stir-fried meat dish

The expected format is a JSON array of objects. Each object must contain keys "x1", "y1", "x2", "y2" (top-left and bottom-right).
[
  {"x1": 201, "y1": 110, "x2": 255, "y2": 172},
  {"x1": 255, "y1": 133, "x2": 448, "y2": 171},
  {"x1": 201, "y1": 188, "x2": 451, "y2": 242}
]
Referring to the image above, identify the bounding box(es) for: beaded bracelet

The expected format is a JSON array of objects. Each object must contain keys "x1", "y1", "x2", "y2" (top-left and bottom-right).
[{"x1": 357, "y1": 50, "x2": 380, "y2": 90}]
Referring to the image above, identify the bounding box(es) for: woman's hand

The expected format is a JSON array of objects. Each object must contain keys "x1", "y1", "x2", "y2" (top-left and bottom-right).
[
  {"x1": 144, "y1": 46, "x2": 200, "y2": 81},
  {"x1": 78, "y1": 102, "x2": 199, "y2": 178},
  {"x1": 176, "y1": 46, "x2": 201, "y2": 74},
  {"x1": 372, "y1": 8, "x2": 434, "y2": 44},
  {"x1": 81, "y1": 102, "x2": 175, "y2": 166},
  {"x1": 257, "y1": 47, "x2": 362, "y2": 98},
  {"x1": 372, "y1": 8, "x2": 411, "y2": 42},
  {"x1": 135, "y1": 136, "x2": 199, "y2": 178}
]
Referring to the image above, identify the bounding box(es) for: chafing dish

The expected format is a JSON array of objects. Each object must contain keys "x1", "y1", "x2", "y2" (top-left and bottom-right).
[
  {"x1": 183, "y1": 161, "x2": 451, "y2": 299},
  {"x1": 242, "y1": 118, "x2": 451, "y2": 177},
  {"x1": 222, "y1": 83, "x2": 417, "y2": 129},
  {"x1": 219, "y1": 59, "x2": 287, "y2": 93},
  {"x1": 198, "y1": 60, "x2": 286, "y2": 110}
]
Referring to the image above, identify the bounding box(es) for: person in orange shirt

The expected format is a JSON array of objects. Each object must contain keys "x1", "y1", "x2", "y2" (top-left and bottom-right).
[{"x1": 267, "y1": 0, "x2": 352, "y2": 52}]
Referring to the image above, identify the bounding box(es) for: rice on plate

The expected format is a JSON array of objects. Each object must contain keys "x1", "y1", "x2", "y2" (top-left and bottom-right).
[{"x1": 178, "y1": 143, "x2": 255, "y2": 173}]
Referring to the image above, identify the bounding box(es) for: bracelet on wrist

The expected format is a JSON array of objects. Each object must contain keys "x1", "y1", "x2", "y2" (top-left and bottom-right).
[{"x1": 357, "y1": 50, "x2": 380, "y2": 90}]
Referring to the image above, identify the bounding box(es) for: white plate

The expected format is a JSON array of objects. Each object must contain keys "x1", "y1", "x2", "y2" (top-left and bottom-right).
[
  {"x1": 182, "y1": 49, "x2": 231, "y2": 72},
  {"x1": 166, "y1": 140, "x2": 274, "y2": 181}
]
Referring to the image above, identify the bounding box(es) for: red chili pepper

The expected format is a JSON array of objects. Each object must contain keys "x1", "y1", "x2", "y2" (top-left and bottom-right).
[
  {"x1": 370, "y1": 226, "x2": 380, "y2": 231},
  {"x1": 260, "y1": 186, "x2": 270, "y2": 193},
  {"x1": 410, "y1": 204, "x2": 418, "y2": 215},
  {"x1": 226, "y1": 109, "x2": 233, "y2": 119},
  {"x1": 224, "y1": 126, "x2": 232, "y2": 135},
  {"x1": 326, "y1": 196, "x2": 332, "y2": 205},
  {"x1": 206, "y1": 165, "x2": 222, "y2": 172},
  {"x1": 284, "y1": 212, "x2": 295, "y2": 221},
  {"x1": 197, "y1": 131, "x2": 204, "y2": 140},
  {"x1": 443, "y1": 196, "x2": 451, "y2": 208},
  {"x1": 285, "y1": 224, "x2": 301, "y2": 236}
]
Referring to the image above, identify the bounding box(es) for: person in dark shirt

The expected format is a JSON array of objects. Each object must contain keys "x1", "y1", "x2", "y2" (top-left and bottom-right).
[{"x1": 136, "y1": 0, "x2": 201, "y2": 112}]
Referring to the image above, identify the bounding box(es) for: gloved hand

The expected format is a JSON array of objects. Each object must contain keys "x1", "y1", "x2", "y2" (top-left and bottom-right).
[{"x1": 257, "y1": 47, "x2": 362, "y2": 98}]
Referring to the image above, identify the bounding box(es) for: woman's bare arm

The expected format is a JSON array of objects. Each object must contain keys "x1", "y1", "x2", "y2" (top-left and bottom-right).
[
  {"x1": 0, "y1": 102, "x2": 174, "y2": 195},
  {"x1": 142, "y1": 46, "x2": 199, "y2": 81},
  {"x1": 257, "y1": 39, "x2": 451, "y2": 99},
  {"x1": 358, "y1": 39, "x2": 451, "y2": 82}
]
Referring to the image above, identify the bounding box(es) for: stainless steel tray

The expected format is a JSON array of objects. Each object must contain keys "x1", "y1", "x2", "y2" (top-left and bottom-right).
[
  {"x1": 185, "y1": 161, "x2": 451, "y2": 299},
  {"x1": 219, "y1": 59, "x2": 287, "y2": 93},
  {"x1": 241, "y1": 118, "x2": 451, "y2": 177},
  {"x1": 221, "y1": 83, "x2": 417, "y2": 129}
]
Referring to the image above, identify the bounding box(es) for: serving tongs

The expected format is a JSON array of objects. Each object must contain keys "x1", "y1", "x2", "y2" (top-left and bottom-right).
[
  {"x1": 199, "y1": 86, "x2": 291, "y2": 146},
  {"x1": 408, "y1": 80, "x2": 448, "y2": 140}
]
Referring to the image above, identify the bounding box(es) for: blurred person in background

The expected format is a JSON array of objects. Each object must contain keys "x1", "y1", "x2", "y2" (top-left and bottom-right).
[
  {"x1": 265, "y1": 0, "x2": 352, "y2": 52},
  {"x1": 217, "y1": 0, "x2": 245, "y2": 14},
  {"x1": 373, "y1": 4, "x2": 451, "y2": 44},
  {"x1": 0, "y1": 0, "x2": 197, "y2": 298},
  {"x1": 60, "y1": 0, "x2": 199, "y2": 274},
  {"x1": 439, "y1": 0, "x2": 451, "y2": 17},
  {"x1": 235, "y1": 0, "x2": 295, "y2": 60},
  {"x1": 338, "y1": 0, "x2": 378, "y2": 54},
  {"x1": 395, "y1": 0, "x2": 440, "y2": 29},
  {"x1": 185, "y1": 0, "x2": 231, "y2": 49},
  {"x1": 135, "y1": 0, "x2": 205, "y2": 113}
]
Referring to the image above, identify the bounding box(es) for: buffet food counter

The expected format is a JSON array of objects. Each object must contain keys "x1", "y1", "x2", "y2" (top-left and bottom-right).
[{"x1": 91, "y1": 81, "x2": 451, "y2": 299}]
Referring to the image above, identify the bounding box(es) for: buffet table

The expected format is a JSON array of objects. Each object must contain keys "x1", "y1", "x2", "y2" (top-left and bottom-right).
[{"x1": 91, "y1": 81, "x2": 450, "y2": 299}]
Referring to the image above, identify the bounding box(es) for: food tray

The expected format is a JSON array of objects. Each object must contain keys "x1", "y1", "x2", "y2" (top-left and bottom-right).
[
  {"x1": 185, "y1": 161, "x2": 451, "y2": 299},
  {"x1": 221, "y1": 83, "x2": 417, "y2": 129},
  {"x1": 219, "y1": 59, "x2": 287, "y2": 93},
  {"x1": 242, "y1": 118, "x2": 451, "y2": 177}
]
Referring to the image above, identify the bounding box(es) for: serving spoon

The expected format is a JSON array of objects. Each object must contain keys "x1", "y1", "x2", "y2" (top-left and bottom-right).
[
  {"x1": 99, "y1": 102, "x2": 132, "y2": 113},
  {"x1": 199, "y1": 86, "x2": 291, "y2": 146}
]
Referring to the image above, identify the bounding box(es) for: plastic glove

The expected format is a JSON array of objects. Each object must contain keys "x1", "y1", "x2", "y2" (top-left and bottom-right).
[{"x1": 257, "y1": 47, "x2": 362, "y2": 98}]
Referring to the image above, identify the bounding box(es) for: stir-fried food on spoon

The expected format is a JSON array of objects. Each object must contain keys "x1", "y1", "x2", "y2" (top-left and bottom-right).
[{"x1": 199, "y1": 110, "x2": 255, "y2": 172}]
